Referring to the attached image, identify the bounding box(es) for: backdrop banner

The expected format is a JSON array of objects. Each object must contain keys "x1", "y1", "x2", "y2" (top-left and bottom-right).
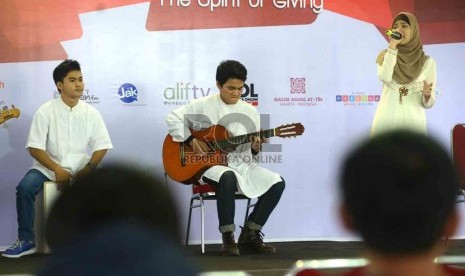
[{"x1": 1, "y1": 0, "x2": 465, "y2": 247}]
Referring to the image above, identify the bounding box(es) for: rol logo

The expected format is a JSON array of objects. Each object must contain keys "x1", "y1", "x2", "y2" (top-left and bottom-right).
[{"x1": 118, "y1": 83, "x2": 138, "y2": 103}]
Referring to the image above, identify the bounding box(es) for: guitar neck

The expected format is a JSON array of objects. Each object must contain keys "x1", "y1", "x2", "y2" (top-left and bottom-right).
[{"x1": 213, "y1": 128, "x2": 275, "y2": 150}]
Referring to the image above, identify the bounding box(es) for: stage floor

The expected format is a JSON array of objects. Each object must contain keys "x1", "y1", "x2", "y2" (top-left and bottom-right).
[{"x1": 1, "y1": 240, "x2": 464, "y2": 275}]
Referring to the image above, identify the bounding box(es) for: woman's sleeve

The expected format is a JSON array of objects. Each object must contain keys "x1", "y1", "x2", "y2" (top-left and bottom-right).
[
  {"x1": 377, "y1": 48, "x2": 398, "y2": 83},
  {"x1": 422, "y1": 58, "x2": 436, "y2": 109}
]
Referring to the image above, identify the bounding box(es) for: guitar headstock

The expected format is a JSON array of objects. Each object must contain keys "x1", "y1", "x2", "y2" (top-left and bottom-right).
[
  {"x1": 0, "y1": 107, "x2": 21, "y2": 125},
  {"x1": 275, "y1": 123, "x2": 304, "y2": 138}
]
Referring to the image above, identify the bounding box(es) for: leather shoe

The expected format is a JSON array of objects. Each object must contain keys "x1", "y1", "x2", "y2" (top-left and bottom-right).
[
  {"x1": 221, "y1": 231, "x2": 240, "y2": 256},
  {"x1": 238, "y1": 226, "x2": 276, "y2": 253}
]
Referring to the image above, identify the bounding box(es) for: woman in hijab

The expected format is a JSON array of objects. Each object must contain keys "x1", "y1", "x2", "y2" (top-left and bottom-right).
[{"x1": 371, "y1": 12, "x2": 436, "y2": 137}]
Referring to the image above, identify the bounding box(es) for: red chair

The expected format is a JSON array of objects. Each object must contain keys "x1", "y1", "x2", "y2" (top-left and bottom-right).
[
  {"x1": 446, "y1": 124, "x2": 465, "y2": 245},
  {"x1": 185, "y1": 183, "x2": 255, "y2": 253},
  {"x1": 451, "y1": 124, "x2": 465, "y2": 204}
]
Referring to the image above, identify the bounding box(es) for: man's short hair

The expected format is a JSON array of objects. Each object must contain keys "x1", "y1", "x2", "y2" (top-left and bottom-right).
[
  {"x1": 52, "y1": 59, "x2": 81, "y2": 92},
  {"x1": 216, "y1": 60, "x2": 247, "y2": 87},
  {"x1": 340, "y1": 130, "x2": 459, "y2": 254}
]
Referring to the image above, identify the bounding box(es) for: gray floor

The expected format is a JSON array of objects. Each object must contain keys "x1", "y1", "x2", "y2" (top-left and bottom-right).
[
  {"x1": 187, "y1": 239, "x2": 465, "y2": 276},
  {"x1": 1, "y1": 240, "x2": 464, "y2": 276}
]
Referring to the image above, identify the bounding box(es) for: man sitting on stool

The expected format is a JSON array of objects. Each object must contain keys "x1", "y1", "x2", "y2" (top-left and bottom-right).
[{"x1": 2, "y1": 59, "x2": 112, "y2": 258}]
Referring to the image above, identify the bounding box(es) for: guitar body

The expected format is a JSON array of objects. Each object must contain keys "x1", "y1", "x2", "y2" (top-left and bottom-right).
[
  {"x1": 162, "y1": 125, "x2": 230, "y2": 184},
  {"x1": 163, "y1": 122, "x2": 304, "y2": 185}
]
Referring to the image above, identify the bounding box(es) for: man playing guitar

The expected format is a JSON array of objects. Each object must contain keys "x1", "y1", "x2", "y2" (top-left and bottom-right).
[{"x1": 166, "y1": 60, "x2": 285, "y2": 256}]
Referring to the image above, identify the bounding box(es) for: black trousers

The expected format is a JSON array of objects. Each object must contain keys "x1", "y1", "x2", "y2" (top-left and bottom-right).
[{"x1": 203, "y1": 171, "x2": 285, "y2": 232}]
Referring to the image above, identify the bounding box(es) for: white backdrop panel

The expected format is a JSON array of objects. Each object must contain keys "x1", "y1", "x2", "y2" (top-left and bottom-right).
[{"x1": 1, "y1": 3, "x2": 465, "y2": 247}]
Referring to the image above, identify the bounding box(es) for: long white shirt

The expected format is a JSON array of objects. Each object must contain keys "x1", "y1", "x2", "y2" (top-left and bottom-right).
[
  {"x1": 26, "y1": 96, "x2": 113, "y2": 180},
  {"x1": 371, "y1": 48, "x2": 436, "y2": 137},
  {"x1": 166, "y1": 93, "x2": 282, "y2": 198}
]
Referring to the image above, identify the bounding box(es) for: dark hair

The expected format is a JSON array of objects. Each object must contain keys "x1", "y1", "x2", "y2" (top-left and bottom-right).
[
  {"x1": 45, "y1": 165, "x2": 181, "y2": 250},
  {"x1": 216, "y1": 60, "x2": 247, "y2": 87},
  {"x1": 340, "y1": 130, "x2": 459, "y2": 254},
  {"x1": 52, "y1": 59, "x2": 81, "y2": 92}
]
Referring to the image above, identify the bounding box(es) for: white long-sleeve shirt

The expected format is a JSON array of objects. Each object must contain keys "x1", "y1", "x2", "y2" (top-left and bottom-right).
[{"x1": 166, "y1": 93, "x2": 282, "y2": 198}]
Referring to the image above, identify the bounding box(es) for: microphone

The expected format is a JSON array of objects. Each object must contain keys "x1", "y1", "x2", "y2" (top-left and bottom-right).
[{"x1": 385, "y1": 30, "x2": 402, "y2": 40}]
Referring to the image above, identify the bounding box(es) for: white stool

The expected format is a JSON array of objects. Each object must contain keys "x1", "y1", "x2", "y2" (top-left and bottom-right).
[{"x1": 34, "y1": 181, "x2": 61, "y2": 253}]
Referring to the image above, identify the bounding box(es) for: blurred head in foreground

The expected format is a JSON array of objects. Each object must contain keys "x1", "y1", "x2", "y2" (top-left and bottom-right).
[
  {"x1": 40, "y1": 165, "x2": 197, "y2": 276},
  {"x1": 340, "y1": 130, "x2": 459, "y2": 256}
]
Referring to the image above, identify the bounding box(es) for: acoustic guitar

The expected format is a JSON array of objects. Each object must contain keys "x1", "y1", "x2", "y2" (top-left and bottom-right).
[
  {"x1": 0, "y1": 107, "x2": 21, "y2": 125},
  {"x1": 162, "y1": 123, "x2": 304, "y2": 184}
]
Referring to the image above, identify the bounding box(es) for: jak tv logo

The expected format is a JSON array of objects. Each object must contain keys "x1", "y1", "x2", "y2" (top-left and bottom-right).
[{"x1": 118, "y1": 83, "x2": 138, "y2": 103}]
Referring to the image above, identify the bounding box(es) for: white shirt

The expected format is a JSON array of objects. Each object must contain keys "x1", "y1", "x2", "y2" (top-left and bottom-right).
[
  {"x1": 27, "y1": 96, "x2": 113, "y2": 180},
  {"x1": 371, "y1": 48, "x2": 436, "y2": 137},
  {"x1": 166, "y1": 93, "x2": 282, "y2": 198}
]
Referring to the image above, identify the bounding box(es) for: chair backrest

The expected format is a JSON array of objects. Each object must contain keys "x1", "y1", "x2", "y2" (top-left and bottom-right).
[{"x1": 451, "y1": 124, "x2": 465, "y2": 189}]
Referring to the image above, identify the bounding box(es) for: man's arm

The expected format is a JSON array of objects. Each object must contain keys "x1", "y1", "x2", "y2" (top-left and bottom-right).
[
  {"x1": 167, "y1": 103, "x2": 212, "y2": 154},
  {"x1": 29, "y1": 147, "x2": 71, "y2": 183},
  {"x1": 86, "y1": 149, "x2": 108, "y2": 169},
  {"x1": 166, "y1": 105, "x2": 194, "y2": 142},
  {"x1": 74, "y1": 149, "x2": 108, "y2": 179},
  {"x1": 88, "y1": 149, "x2": 108, "y2": 167}
]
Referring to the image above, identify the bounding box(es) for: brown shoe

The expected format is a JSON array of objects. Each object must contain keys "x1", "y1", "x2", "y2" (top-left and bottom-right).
[
  {"x1": 221, "y1": 231, "x2": 240, "y2": 256},
  {"x1": 238, "y1": 226, "x2": 276, "y2": 253}
]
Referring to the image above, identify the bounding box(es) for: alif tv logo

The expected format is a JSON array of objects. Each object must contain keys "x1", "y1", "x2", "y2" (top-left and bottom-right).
[
  {"x1": 241, "y1": 83, "x2": 258, "y2": 106},
  {"x1": 118, "y1": 83, "x2": 138, "y2": 103}
]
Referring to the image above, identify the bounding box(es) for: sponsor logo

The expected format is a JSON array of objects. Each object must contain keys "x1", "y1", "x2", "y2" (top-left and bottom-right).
[
  {"x1": 273, "y1": 77, "x2": 323, "y2": 107},
  {"x1": 290, "y1": 77, "x2": 305, "y2": 94},
  {"x1": 81, "y1": 89, "x2": 100, "y2": 104},
  {"x1": 274, "y1": 96, "x2": 323, "y2": 106},
  {"x1": 118, "y1": 83, "x2": 138, "y2": 103},
  {"x1": 241, "y1": 83, "x2": 258, "y2": 106},
  {"x1": 163, "y1": 82, "x2": 213, "y2": 106},
  {"x1": 336, "y1": 93, "x2": 380, "y2": 106},
  {"x1": 53, "y1": 89, "x2": 100, "y2": 104},
  {"x1": 162, "y1": 81, "x2": 258, "y2": 106}
]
